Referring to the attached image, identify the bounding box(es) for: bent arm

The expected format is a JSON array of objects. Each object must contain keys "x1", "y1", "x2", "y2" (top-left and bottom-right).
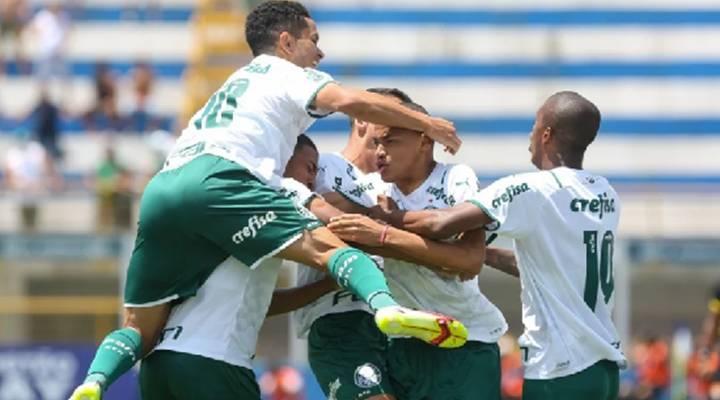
[
  {"x1": 376, "y1": 202, "x2": 494, "y2": 240},
  {"x1": 267, "y1": 277, "x2": 338, "y2": 316},
  {"x1": 485, "y1": 247, "x2": 519, "y2": 278},
  {"x1": 314, "y1": 84, "x2": 430, "y2": 132},
  {"x1": 380, "y1": 227, "x2": 487, "y2": 275}
]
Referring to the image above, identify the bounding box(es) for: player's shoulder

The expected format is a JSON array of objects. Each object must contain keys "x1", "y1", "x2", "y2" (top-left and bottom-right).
[{"x1": 318, "y1": 152, "x2": 347, "y2": 173}]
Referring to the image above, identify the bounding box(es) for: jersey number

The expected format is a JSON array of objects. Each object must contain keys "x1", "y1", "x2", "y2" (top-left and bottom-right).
[
  {"x1": 583, "y1": 230, "x2": 615, "y2": 312},
  {"x1": 193, "y1": 79, "x2": 249, "y2": 129}
]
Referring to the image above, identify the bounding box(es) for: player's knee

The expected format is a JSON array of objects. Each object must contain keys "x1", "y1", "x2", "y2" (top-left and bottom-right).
[{"x1": 122, "y1": 305, "x2": 171, "y2": 357}]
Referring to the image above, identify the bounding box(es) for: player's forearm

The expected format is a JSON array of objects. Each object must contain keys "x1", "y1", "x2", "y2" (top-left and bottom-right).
[
  {"x1": 485, "y1": 247, "x2": 519, "y2": 278},
  {"x1": 334, "y1": 89, "x2": 430, "y2": 133},
  {"x1": 306, "y1": 196, "x2": 344, "y2": 225},
  {"x1": 267, "y1": 278, "x2": 337, "y2": 316},
  {"x1": 392, "y1": 203, "x2": 495, "y2": 240},
  {"x1": 381, "y1": 226, "x2": 485, "y2": 274},
  {"x1": 321, "y1": 192, "x2": 369, "y2": 215}
]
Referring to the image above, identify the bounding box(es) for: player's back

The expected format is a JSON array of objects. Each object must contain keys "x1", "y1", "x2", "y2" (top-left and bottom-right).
[
  {"x1": 485, "y1": 167, "x2": 625, "y2": 379},
  {"x1": 165, "y1": 54, "x2": 334, "y2": 185}
]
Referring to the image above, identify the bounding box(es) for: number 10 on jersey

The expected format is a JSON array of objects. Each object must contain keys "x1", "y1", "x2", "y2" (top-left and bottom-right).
[{"x1": 583, "y1": 230, "x2": 615, "y2": 312}]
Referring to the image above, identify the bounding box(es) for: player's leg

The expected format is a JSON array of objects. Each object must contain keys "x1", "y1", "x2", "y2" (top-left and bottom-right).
[
  {"x1": 276, "y1": 226, "x2": 468, "y2": 348},
  {"x1": 71, "y1": 155, "x2": 234, "y2": 400},
  {"x1": 187, "y1": 156, "x2": 467, "y2": 348},
  {"x1": 387, "y1": 339, "x2": 502, "y2": 400},
  {"x1": 308, "y1": 311, "x2": 395, "y2": 400},
  {"x1": 522, "y1": 359, "x2": 619, "y2": 400},
  {"x1": 140, "y1": 350, "x2": 260, "y2": 400}
]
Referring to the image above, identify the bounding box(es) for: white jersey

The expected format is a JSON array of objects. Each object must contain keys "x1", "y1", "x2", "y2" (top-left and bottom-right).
[
  {"x1": 153, "y1": 178, "x2": 314, "y2": 369},
  {"x1": 293, "y1": 153, "x2": 389, "y2": 338},
  {"x1": 383, "y1": 163, "x2": 508, "y2": 343},
  {"x1": 470, "y1": 167, "x2": 625, "y2": 379},
  {"x1": 163, "y1": 54, "x2": 335, "y2": 187}
]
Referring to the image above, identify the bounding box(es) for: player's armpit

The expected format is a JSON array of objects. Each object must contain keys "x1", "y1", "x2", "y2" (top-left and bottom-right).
[
  {"x1": 267, "y1": 277, "x2": 338, "y2": 316},
  {"x1": 485, "y1": 247, "x2": 519, "y2": 278}
]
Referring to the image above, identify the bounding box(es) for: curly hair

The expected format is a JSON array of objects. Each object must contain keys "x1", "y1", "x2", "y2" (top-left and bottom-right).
[{"x1": 245, "y1": 1, "x2": 312, "y2": 56}]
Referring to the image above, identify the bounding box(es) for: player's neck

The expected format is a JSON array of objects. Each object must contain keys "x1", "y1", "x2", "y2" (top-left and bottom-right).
[
  {"x1": 395, "y1": 160, "x2": 437, "y2": 195},
  {"x1": 341, "y1": 145, "x2": 376, "y2": 174},
  {"x1": 544, "y1": 152, "x2": 583, "y2": 170}
]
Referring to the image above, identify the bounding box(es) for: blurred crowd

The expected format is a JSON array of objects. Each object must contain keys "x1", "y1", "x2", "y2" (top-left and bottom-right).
[
  {"x1": 1, "y1": 0, "x2": 174, "y2": 232},
  {"x1": 498, "y1": 333, "x2": 720, "y2": 400}
]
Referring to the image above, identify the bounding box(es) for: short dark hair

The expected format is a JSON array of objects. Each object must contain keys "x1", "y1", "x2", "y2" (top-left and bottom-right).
[
  {"x1": 544, "y1": 91, "x2": 601, "y2": 154},
  {"x1": 350, "y1": 87, "x2": 414, "y2": 128},
  {"x1": 366, "y1": 87, "x2": 413, "y2": 103},
  {"x1": 401, "y1": 100, "x2": 429, "y2": 115},
  {"x1": 295, "y1": 133, "x2": 317, "y2": 152},
  {"x1": 245, "y1": 1, "x2": 311, "y2": 56}
]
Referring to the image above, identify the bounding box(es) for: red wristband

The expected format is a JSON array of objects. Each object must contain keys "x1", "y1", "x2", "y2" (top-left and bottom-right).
[{"x1": 379, "y1": 225, "x2": 389, "y2": 245}]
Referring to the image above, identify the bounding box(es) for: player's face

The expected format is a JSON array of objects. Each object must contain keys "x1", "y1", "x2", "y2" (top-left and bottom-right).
[
  {"x1": 284, "y1": 144, "x2": 319, "y2": 190},
  {"x1": 375, "y1": 127, "x2": 426, "y2": 183},
  {"x1": 288, "y1": 18, "x2": 324, "y2": 68}
]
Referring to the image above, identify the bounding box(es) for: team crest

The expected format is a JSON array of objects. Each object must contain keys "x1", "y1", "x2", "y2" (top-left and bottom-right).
[{"x1": 354, "y1": 363, "x2": 382, "y2": 388}]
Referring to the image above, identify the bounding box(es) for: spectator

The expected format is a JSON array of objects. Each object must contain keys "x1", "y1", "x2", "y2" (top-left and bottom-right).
[
  {"x1": 30, "y1": 86, "x2": 62, "y2": 161},
  {"x1": 94, "y1": 147, "x2": 134, "y2": 231},
  {"x1": 27, "y1": 1, "x2": 70, "y2": 83},
  {"x1": 128, "y1": 61, "x2": 160, "y2": 133},
  {"x1": 498, "y1": 334, "x2": 523, "y2": 400},
  {"x1": 0, "y1": 0, "x2": 29, "y2": 74},
  {"x1": 259, "y1": 365, "x2": 305, "y2": 400},
  {"x1": 634, "y1": 336, "x2": 671, "y2": 400},
  {"x1": 83, "y1": 91, "x2": 125, "y2": 132},
  {"x1": 3, "y1": 133, "x2": 60, "y2": 231}
]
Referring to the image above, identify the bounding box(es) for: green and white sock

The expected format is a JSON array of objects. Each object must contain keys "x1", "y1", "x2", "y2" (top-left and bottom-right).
[
  {"x1": 84, "y1": 327, "x2": 142, "y2": 390},
  {"x1": 327, "y1": 247, "x2": 398, "y2": 311}
]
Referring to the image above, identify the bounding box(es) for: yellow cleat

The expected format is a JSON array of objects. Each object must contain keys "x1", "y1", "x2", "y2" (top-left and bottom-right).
[
  {"x1": 374, "y1": 306, "x2": 468, "y2": 349},
  {"x1": 68, "y1": 382, "x2": 102, "y2": 400}
]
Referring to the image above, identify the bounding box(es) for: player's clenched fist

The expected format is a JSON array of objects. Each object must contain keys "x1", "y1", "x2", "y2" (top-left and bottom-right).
[{"x1": 423, "y1": 117, "x2": 461, "y2": 154}]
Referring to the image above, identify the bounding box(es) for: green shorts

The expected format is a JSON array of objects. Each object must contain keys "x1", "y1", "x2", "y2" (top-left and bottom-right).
[
  {"x1": 139, "y1": 350, "x2": 260, "y2": 400},
  {"x1": 523, "y1": 359, "x2": 619, "y2": 400},
  {"x1": 388, "y1": 339, "x2": 501, "y2": 400},
  {"x1": 124, "y1": 154, "x2": 320, "y2": 306},
  {"x1": 308, "y1": 311, "x2": 394, "y2": 399}
]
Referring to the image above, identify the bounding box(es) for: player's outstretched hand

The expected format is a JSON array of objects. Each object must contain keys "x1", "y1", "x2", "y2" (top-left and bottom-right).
[
  {"x1": 424, "y1": 117, "x2": 461, "y2": 154},
  {"x1": 328, "y1": 214, "x2": 387, "y2": 247}
]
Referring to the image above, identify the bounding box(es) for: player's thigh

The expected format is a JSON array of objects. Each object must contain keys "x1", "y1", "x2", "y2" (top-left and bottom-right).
[
  {"x1": 277, "y1": 226, "x2": 349, "y2": 269},
  {"x1": 124, "y1": 160, "x2": 229, "y2": 307},
  {"x1": 388, "y1": 339, "x2": 501, "y2": 400},
  {"x1": 308, "y1": 311, "x2": 395, "y2": 400},
  {"x1": 446, "y1": 341, "x2": 502, "y2": 400},
  {"x1": 140, "y1": 350, "x2": 260, "y2": 400},
  {"x1": 523, "y1": 360, "x2": 618, "y2": 400},
  {"x1": 192, "y1": 155, "x2": 324, "y2": 269}
]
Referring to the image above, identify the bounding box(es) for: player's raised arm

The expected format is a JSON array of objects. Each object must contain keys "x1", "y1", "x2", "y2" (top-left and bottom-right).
[{"x1": 313, "y1": 83, "x2": 461, "y2": 154}]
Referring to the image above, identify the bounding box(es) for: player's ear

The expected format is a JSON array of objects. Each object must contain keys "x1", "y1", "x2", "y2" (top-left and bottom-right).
[
  {"x1": 541, "y1": 126, "x2": 553, "y2": 144},
  {"x1": 355, "y1": 120, "x2": 368, "y2": 136},
  {"x1": 278, "y1": 31, "x2": 295, "y2": 54}
]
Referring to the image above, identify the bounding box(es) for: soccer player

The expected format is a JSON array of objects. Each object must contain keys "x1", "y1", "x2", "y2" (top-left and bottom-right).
[
  {"x1": 138, "y1": 135, "x2": 338, "y2": 399},
  {"x1": 294, "y1": 87, "x2": 410, "y2": 400},
  {"x1": 347, "y1": 91, "x2": 626, "y2": 400},
  {"x1": 328, "y1": 101, "x2": 508, "y2": 400},
  {"x1": 69, "y1": 2, "x2": 464, "y2": 399}
]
